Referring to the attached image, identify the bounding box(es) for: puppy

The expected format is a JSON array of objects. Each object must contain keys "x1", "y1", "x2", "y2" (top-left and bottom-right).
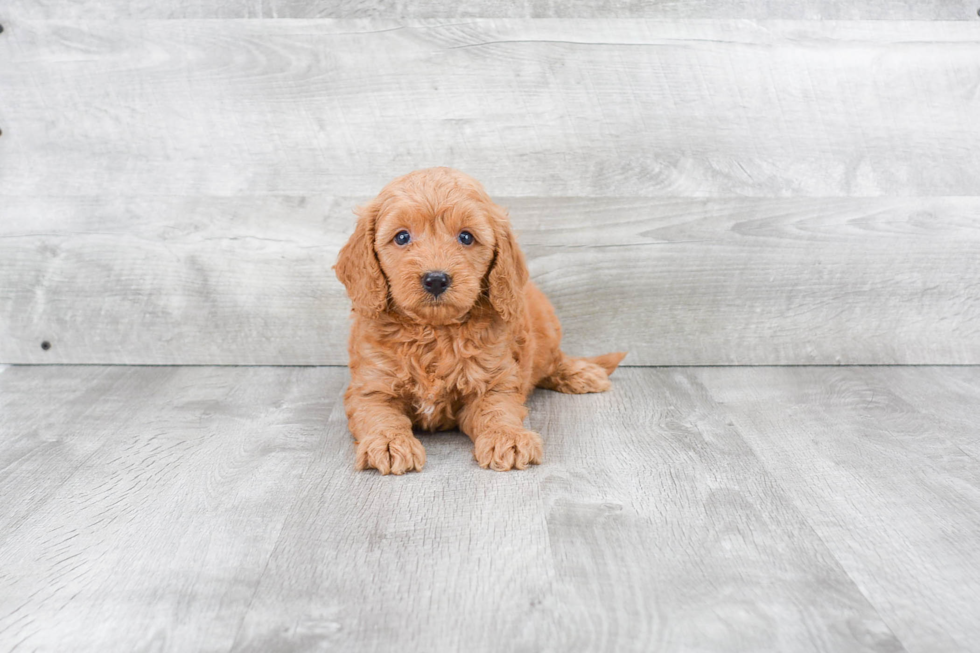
[{"x1": 334, "y1": 167, "x2": 626, "y2": 474}]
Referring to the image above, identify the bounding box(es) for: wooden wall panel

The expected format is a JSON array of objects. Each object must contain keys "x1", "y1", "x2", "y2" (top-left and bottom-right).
[
  {"x1": 0, "y1": 196, "x2": 349, "y2": 365},
  {"x1": 3, "y1": 196, "x2": 978, "y2": 365},
  {"x1": 5, "y1": 1, "x2": 978, "y2": 20},
  {"x1": 1, "y1": 20, "x2": 979, "y2": 198},
  {"x1": 2, "y1": 19, "x2": 977, "y2": 365}
]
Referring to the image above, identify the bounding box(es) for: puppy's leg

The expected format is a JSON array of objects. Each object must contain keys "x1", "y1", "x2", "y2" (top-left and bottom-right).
[
  {"x1": 345, "y1": 394, "x2": 425, "y2": 475},
  {"x1": 459, "y1": 391, "x2": 543, "y2": 472},
  {"x1": 538, "y1": 351, "x2": 627, "y2": 394}
]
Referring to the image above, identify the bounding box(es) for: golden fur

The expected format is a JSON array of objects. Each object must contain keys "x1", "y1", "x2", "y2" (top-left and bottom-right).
[{"x1": 334, "y1": 167, "x2": 626, "y2": 474}]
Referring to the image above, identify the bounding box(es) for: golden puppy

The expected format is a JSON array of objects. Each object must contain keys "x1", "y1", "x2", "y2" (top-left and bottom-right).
[{"x1": 335, "y1": 167, "x2": 625, "y2": 474}]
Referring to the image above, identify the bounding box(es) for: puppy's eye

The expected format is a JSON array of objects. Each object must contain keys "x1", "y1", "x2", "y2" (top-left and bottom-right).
[
  {"x1": 458, "y1": 231, "x2": 475, "y2": 246},
  {"x1": 394, "y1": 230, "x2": 411, "y2": 246}
]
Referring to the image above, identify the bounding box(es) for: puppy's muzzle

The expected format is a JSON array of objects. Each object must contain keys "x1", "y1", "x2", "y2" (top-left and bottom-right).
[{"x1": 421, "y1": 271, "x2": 451, "y2": 297}]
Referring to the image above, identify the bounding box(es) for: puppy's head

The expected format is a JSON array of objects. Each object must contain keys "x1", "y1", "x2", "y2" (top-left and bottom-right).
[{"x1": 335, "y1": 167, "x2": 527, "y2": 325}]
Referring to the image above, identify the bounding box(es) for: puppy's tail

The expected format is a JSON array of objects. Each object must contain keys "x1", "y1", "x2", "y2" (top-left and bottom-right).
[
  {"x1": 582, "y1": 351, "x2": 628, "y2": 375},
  {"x1": 539, "y1": 351, "x2": 627, "y2": 395}
]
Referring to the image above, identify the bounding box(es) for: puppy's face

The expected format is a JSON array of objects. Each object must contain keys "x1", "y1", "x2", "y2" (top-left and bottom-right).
[
  {"x1": 374, "y1": 191, "x2": 496, "y2": 324},
  {"x1": 336, "y1": 167, "x2": 528, "y2": 326}
]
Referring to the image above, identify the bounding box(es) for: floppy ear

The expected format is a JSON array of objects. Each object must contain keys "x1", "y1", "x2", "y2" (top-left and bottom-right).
[
  {"x1": 487, "y1": 203, "x2": 529, "y2": 323},
  {"x1": 334, "y1": 200, "x2": 388, "y2": 317}
]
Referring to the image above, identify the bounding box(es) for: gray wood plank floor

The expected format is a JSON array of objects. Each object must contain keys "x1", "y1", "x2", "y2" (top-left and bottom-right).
[{"x1": 2, "y1": 365, "x2": 978, "y2": 652}]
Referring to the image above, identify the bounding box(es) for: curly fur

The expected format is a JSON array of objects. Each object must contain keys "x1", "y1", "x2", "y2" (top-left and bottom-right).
[{"x1": 335, "y1": 167, "x2": 626, "y2": 474}]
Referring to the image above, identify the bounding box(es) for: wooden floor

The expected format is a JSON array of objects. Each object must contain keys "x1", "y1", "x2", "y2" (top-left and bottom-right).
[{"x1": 1, "y1": 365, "x2": 979, "y2": 653}]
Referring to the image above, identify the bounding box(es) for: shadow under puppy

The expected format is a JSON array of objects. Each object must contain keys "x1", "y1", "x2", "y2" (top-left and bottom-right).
[{"x1": 335, "y1": 167, "x2": 626, "y2": 474}]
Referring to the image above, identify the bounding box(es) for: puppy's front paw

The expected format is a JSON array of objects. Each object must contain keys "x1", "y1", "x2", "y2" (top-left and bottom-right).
[
  {"x1": 355, "y1": 432, "x2": 426, "y2": 475},
  {"x1": 473, "y1": 429, "x2": 543, "y2": 472}
]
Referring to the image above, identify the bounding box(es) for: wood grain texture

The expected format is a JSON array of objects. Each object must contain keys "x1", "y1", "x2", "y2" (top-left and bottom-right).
[
  {"x1": 0, "y1": 195, "x2": 349, "y2": 365},
  {"x1": 0, "y1": 365, "x2": 346, "y2": 652},
  {"x1": 203, "y1": 367, "x2": 898, "y2": 652},
  {"x1": 0, "y1": 366, "x2": 174, "y2": 542},
  {"x1": 524, "y1": 368, "x2": 903, "y2": 652},
  {"x1": 697, "y1": 366, "x2": 980, "y2": 653},
  {"x1": 228, "y1": 394, "x2": 562, "y2": 652},
  {"x1": 1, "y1": 20, "x2": 979, "y2": 198},
  {"x1": 3, "y1": 196, "x2": 979, "y2": 365},
  {"x1": 4, "y1": 0, "x2": 977, "y2": 20},
  {"x1": 6, "y1": 365, "x2": 979, "y2": 651},
  {"x1": 862, "y1": 367, "x2": 980, "y2": 461}
]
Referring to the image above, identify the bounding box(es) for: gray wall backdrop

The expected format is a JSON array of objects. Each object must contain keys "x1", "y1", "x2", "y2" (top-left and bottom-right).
[{"x1": 2, "y1": 4, "x2": 979, "y2": 365}]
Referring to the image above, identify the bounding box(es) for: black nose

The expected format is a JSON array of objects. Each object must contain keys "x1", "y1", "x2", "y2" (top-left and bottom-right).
[{"x1": 421, "y1": 271, "x2": 451, "y2": 297}]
